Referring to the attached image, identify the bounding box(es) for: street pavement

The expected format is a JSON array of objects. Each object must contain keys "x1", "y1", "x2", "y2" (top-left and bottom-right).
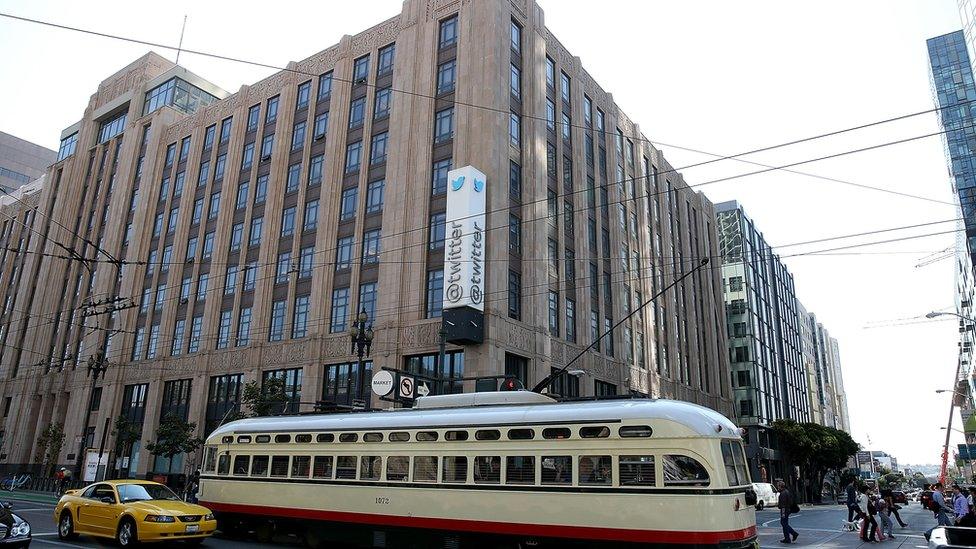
[
  {"x1": 0, "y1": 492, "x2": 950, "y2": 548},
  {"x1": 758, "y1": 502, "x2": 939, "y2": 549}
]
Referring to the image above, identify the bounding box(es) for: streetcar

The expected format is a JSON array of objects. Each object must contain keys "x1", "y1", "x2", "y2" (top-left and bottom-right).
[{"x1": 199, "y1": 391, "x2": 758, "y2": 548}]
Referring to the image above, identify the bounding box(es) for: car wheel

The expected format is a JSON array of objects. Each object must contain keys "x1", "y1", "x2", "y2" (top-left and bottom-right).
[
  {"x1": 58, "y1": 511, "x2": 76, "y2": 540},
  {"x1": 756, "y1": 500, "x2": 765, "y2": 511},
  {"x1": 117, "y1": 517, "x2": 138, "y2": 547}
]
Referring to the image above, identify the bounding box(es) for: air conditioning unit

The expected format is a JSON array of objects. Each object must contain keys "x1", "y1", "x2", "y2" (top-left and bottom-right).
[{"x1": 261, "y1": 155, "x2": 272, "y2": 162}]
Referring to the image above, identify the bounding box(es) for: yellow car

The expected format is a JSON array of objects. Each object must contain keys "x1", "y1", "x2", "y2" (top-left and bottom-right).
[{"x1": 53, "y1": 479, "x2": 216, "y2": 547}]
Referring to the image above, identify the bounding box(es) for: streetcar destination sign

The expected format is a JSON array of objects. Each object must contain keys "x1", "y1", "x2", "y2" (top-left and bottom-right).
[{"x1": 443, "y1": 165, "x2": 487, "y2": 312}]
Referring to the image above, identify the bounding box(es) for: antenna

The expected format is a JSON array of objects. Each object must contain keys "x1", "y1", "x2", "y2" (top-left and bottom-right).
[{"x1": 175, "y1": 15, "x2": 187, "y2": 65}]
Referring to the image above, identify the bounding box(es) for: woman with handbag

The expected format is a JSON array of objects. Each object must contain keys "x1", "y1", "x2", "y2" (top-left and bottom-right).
[{"x1": 776, "y1": 481, "x2": 800, "y2": 544}]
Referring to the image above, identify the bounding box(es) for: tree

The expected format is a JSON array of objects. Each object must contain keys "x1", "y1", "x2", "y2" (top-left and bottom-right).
[
  {"x1": 112, "y1": 415, "x2": 142, "y2": 475},
  {"x1": 35, "y1": 423, "x2": 65, "y2": 476},
  {"x1": 772, "y1": 420, "x2": 860, "y2": 503},
  {"x1": 240, "y1": 377, "x2": 287, "y2": 417},
  {"x1": 145, "y1": 414, "x2": 203, "y2": 473}
]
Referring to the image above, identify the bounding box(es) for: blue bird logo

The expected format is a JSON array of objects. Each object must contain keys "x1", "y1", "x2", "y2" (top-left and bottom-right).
[
  {"x1": 473, "y1": 178, "x2": 485, "y2": 192},
  {"x1": 451, "y1": 176, "x2": 465, "y2": 191}
]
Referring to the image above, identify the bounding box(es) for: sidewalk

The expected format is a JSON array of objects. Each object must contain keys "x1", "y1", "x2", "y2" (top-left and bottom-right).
[{"x1": 0, "y1": 490, "x2": 59, "y2": 505}]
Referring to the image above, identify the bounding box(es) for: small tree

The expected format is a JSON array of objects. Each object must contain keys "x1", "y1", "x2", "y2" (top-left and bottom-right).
[
  {"x1": 240, "y1": 377, "x2": 287, "y2": 417},
  {"x1": 145, "y1": 414, "x2": 203, "y2": 473},
  {"x1": 112, "y1": 416, "x2": 142, "y2": 475},
  {"x1": 35, "y1": 423, "x2": 65, "y2": 476},
  {"x1": 773, "y1": 420, "x2": 860, "y2": 503}
]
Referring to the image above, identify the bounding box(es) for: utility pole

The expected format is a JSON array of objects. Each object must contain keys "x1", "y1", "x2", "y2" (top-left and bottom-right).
[{"x1": 73, "y1": 353, "x2": 108, "y2": 483}]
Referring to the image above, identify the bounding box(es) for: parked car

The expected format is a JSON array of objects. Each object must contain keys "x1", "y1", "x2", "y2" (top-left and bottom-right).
[
  {"x1": 0, "y1": 502, "x2": 31, "y2": 547},
  {"x1": 54, "y1": 480, "x2": 215, "y2": 547},
  {"x1": 752, "y1": 482, "x2": 780, "y2": 511}
]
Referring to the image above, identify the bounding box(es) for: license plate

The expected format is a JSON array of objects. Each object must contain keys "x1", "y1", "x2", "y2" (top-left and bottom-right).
[{"x1": 185, "y1": 525, "x2": 200, "y2": 533}]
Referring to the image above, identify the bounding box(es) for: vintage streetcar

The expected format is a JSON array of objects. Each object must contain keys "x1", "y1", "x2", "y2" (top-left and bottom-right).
[{"x1": 200, "y1": 391, "x2": 758, "y2": 548}]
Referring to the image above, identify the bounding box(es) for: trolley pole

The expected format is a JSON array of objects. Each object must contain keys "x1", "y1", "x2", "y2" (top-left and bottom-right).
[{"x1": 73, "y1": 353, "x2": 108, "y2": 483}]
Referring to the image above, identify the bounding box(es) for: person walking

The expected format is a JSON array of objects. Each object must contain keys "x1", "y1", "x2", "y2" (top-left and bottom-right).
[
  {"x1": 887, "y1": 493, "x2": 908, "y2": 529},
  {"x1": 877, "y1": 495, "x2": 894, "y2": 540},
  {"x1": 777, "y1": 480, "x2": 799, "y2": 544},
  {"x1": 926, "y1": 483, "x2": 954, "y2": 541},
  {"x1": 846, "y1": 481, "x2": 860, "y2": 523},
  {"x1": 858, "y1": 488, "x2": 879, "y2": 542},
  {"x1": 953, "y1": 485, "x2": 973, "y2": 527}
]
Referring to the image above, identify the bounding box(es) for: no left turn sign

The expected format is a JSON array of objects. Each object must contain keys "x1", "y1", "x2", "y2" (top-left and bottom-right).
[{"x1": 399, "y1": 376, "x2": 415, "y2": 399}]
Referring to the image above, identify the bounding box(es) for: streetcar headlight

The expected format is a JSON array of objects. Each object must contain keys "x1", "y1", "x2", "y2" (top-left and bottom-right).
[
  {"x1": 203, "y1": 513, "x2": 214, "y2": 521},
  {"x1": 144, "y1": 515, "x2": 176, "y2": 523}
]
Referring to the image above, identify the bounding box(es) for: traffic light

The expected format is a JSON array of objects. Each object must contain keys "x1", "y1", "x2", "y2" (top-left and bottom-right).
[{"x1": 500, "y1": 376, "x2": 523, "y2": 391}]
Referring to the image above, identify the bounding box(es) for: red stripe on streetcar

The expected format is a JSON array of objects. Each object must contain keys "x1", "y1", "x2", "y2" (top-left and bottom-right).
[{"x1": 203, "y1": 501, "x2": 757, "y2": 544}]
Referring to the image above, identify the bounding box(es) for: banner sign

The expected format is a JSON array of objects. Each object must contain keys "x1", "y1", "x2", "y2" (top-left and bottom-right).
[{"x1": 444, "y1": 166, "x2": 487, "y2": 312}]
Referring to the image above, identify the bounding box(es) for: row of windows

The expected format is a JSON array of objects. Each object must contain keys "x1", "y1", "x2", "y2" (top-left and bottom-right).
[{"x1": 208, "y1": 452, "x2": 709, "y2": 488}]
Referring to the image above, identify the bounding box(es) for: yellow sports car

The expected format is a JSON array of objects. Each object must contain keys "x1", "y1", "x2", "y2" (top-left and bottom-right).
[{"x1": 53, "y1": 480, "x2": 216, "y2": 546}]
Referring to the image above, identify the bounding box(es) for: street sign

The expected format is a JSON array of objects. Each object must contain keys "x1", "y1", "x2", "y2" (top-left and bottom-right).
[
  {"x1": 371, "y1": 370, "x2": 395, "y2": 397},
  {"x1": 399, "y1": 376, "x2": 415, "y2": 399},
  {"x1": 416, "y1": 382, "x2": 430, "y2": 398}
]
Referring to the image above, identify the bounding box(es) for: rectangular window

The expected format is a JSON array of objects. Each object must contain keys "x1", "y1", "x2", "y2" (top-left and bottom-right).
[
  {"x1": 437, "y1": 60, "x2": 456, "y2": 94},
  {"x1": 365, "y1": 180, "x2": 385, "y2": 213},
  {"x1": 426, "y1": 270, "x2": 444, "y2": 318},
  {"x1": 276, "y1": 252, "x2": 292, "y2": 284},
  {"x1": 508, "y1": 270, "x2": 521, "y2": 320},
  {"x1": 220, "y1": 117, "x2": 232, "y2": 143},
  {"x1": 566, "y1": 299, "x2": 577, "y2": 343},
  {"x1": 439, "y1": 16, "x2": 458, "y2": 48},
  {"x1": 548, "y1": 291, "x2": 559, "y2": 336},
  {"x1": 546, "y1": 56, "x2": 555, "y2": 88},
  {"x1": 241, "y1": 142, "x2": 254, "y2": 170},
  {"x1": 506, "y1": 456, "x2": 535, "y2": 484},
  {"x1": 291, "y1": 121, "x2": 306, "y2": 151},
  {"x1": 345, "y1": 141, "x2": 362, "y2": 173},
  {"x1": 595, "y1": 380, "x2": 617, "y2": 397},
  {"x1": 208, "y1": 192, "x2": 220, "y2": 220},
  {"x1": 308, "y1": 154, "x2": 324, "y2": 186},
  {"x1": 509, "y1": 112, "x2": 520, "y2": 147},
  {"x1": 313, "y1": 112, "x2": 329, "y2": 140},
  {"x1": 214, "y1": 153, "x2": 226, "y2": 181},
  {"x1": 349, "y1": 97, "x2": 366, "y2": 129},
  {"x1": 174, "y1": 171, "x2": 186, "y2": 197},
  {"x1": 510, "y1": 63, "x2": 521, "y2": 99},
  {"x1": 188, "y1": 316, "x2": 203, "y2": 353},
  {"x1": 57, "y1": 132, "x2": 78, "y2": 161},
  {"x1": 249, "y1": 216, "x2": 263, "y2": 246},
  {"x1": 429, "y1": 212, "x2": 446, "y2": 250},
  {"x1": 509, "y1": 160, "x2": 521, "y2": 199},
  {"x1": 266, "y1": 96, "x2": 279, "y2": 124},
  {"x1": 604, "y1": 318, "x2": 614, "y2": 357},
  {"x1": 292, "y1": 295, "x2": 310, "y2": 338},
  {"x1": 237, "y1": 307, "x2": 252, "y2": 346},
  {"x1": 217, "y1": 310, "x2": 232, "y2": 349},
  {"x1": 360, "y1": 456, "x2": 382, "y2": 481},
  {"x1": 254, "y1": 175, "x2": 268, "y2": 204},
  {"x1": 179, "y1": 137, "x2": 191, "y2": 162},
  {"x1": 247, "y1": 104, "x2": 260, "y2": 131},
  {"x1": 304, "y1": 199, "x2": 319, "y2": 231},
  {"x1": 230, "y1": 223, "x2": 244, "y2": 252},
  {"x1": 362, "y1": 229, "x2": 381, "y2": 264},
  {"x1": 374, "y1": 87, "x2": 392, "y2": 119},
  {"x1": 509, "y1": 214, "x2": 521, "y2": 254},
  {"x1": 317, "y1": 72, "x2": 333, "y2": 100},
  {"x1": 260, "y1": 134, "x2": 274, "y2": 159},
  {"x1": 196, "y1": 273, "x2": 209, "y2": 301},
  {"x1": 269, "y1": 300, "x2": 286, "y2": 342},
  {"x1": 590, "y1": 311, "x2": 600, "y2": 350},
  {"x1": 434, "y1": 108, "x2": 454, "y2": 143},
  {"x1": 511, "y1": 20, "x2": 521, "y2": 53},
  {"x1": 299, "y1": 246, "x2": 314, "y2": 279},
  {"x1": 203, "y1": 125, "x2": 216, "y2": 150},
  {"x1": 235, "y1": 182, "x2": 249, "y2": 210},
  {"x1": 330, "y1": 288, "x2": 350, "y2": 333},
  {"x1": 353, "y1": 55, "x2": 370, "y2": 82},
  {"x1": 335, "y1": 236, "x2": 353, "y2": 270},
  {"x1": 546, "y1": 98, "x2": 556, "y2": 130},
  {"x1": 377, "y1": 43, "x2": 395, "y2": 76},
  {"x1": 165, "y1": 143, "x2": 176, "y2": 167},
  {"x1": 431, "y1": 158, "x2": 451, "y2": 195},
  {"x1": 202, "y1": 231, "x2": 215, "y2": 259},
  {"x1": 561, "y1": 113, "x2": 571, "y2": 141},
  {"x1": 370, "y1": 132, "x2": 388, "y2": 165},
  {"x1": 243, "y1": 263, "x2": 256, "y2": 291},
  {"x1": 560, "y1": 71, "x2": 571, "y2": 103},
  {"x1": 281, "y1": 206, "x2": 296, "y2": 236},
  {"x1": 359, "y1": 282, "x2": 377, "y2": 321},
  {"x1": 171, "y1": 319, "x2": 186, "y2": 356},
  {"x1": 620, "y1": 456, "x2": 655, "y2": 486},
  {"x1": 296, "y1": 81, "x2": 311, "y2": 110},
  {"x1": 340, "y1": 187, "x2": 357, "y2": 220}
]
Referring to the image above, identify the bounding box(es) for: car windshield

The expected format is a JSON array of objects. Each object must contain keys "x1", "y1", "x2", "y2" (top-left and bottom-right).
[{"x1": 117, "y1": 483, "x2": 181, "y2": 503}]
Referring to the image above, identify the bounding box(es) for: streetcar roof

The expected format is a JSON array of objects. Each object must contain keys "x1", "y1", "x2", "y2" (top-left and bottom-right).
[{"x1": 208, "y1": 393, "x2": 740, "y2": 441}]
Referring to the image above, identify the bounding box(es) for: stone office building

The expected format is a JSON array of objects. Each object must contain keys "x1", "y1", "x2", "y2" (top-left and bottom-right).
[
  {"x1": 0, "y1": 0, "x2": 732, "y2": 477},
  {"x1": 0, "y1": 131, "x2": 56, "y2": 195}
]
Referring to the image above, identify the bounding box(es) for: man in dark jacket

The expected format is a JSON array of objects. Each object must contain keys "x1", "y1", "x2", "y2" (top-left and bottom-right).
[
  {"x1": 777, "y1": 481, "x2": 799, "y2": 544},
  {"x1": 846, "y1": 482, "x2": 860, "y2": 522}
]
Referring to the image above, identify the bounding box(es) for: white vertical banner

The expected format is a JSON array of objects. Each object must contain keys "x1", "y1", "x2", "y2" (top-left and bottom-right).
[{"x1": 444, "y1": 166, "x2": 487, "y2": 311}]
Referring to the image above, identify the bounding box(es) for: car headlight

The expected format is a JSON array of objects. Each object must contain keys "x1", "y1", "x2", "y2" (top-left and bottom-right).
[
  {"x1": 144, "y1": 515, "x2": 176, "y2": 523},
  {"x1": 13, "y1": 522, "x2": 29, "y2": 536},
  {"x1": 203, "y1": 513, "x2": 214, "y2": 521}
]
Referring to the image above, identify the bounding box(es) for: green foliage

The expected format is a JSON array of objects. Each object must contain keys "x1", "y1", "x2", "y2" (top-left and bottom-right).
[
  {"x1": 145, "y1": 414, "x2": 203, "y2": 459},
  {"x1": 112, "y1": 415, "x2": 142, "y2": 453},
  {"x1": 772, "y1": 420, "x2": 861, "y2": 503},
  {"x1": 35, "y1": 423, "x2": 65, "y2": 475},
  {"x1": 879, "y1": 472, "x2": 905, "y2": 490},
  {"x1": 240, "y1": 377, "x2": 287, "y2": 417}
]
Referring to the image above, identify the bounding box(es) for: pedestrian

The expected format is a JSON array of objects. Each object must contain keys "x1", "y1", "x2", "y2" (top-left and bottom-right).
[
  {"x1": 185, "y1": 470, "x2": 200, "y2": 503},
  {"x1": 846, "y1": 481, "x2": 860, "y2": 523},
  {"x1": 953, "y1": 484, "x2": 974, "y2": 527},
  {"x1": 877, "y1": 496, "x2": 894, "y2": 540},
  {"x1": 54, "y1": 468, "x2": 64, "y2": 495},
  {"x1": 926, "y1": 483, "x2": 954, "y2": 540},
  {"x1": 859, "y1": 488, "x2": 879, "y2": 542},
  {"x1": 776, "y1": 480, "x2": 799, "y2": 544},
  {"x1": 61, "y1": 468, "x2": 72, "y2": 492},
  {"x1": 887, "y1": 494, "x2": 908, "y2": 528}
]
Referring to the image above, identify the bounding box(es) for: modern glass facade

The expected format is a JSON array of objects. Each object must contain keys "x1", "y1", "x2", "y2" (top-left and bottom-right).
[{"x1": 143, "y1": 77, "x2": 219, "y2": 116}]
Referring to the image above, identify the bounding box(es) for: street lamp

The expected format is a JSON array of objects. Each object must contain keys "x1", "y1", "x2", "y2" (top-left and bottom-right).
[
  {"x1": 928, "y1": 311, "x2": 975, "y2": 485},
  {"x1": 349, "y1": 309, "x2": 374, "y2": 410},
  {"x1": 73, "y1": 353, "x2": 108, "y2": 484}
]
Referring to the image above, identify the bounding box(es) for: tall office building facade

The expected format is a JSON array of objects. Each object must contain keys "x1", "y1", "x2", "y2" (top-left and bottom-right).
[
  {"x1": 0, "y1": 131, "x2": 56, "y2": 195},
  {"x1": 797, "y1": 303, "x2": 849, "y2": 433},
  {"x1": 0, "y1": 0, "x2": 732, "y2": 476},
  {"x1": 717, "y1": 200, "x2": 812, "y2": 481},
  {"x1": 928, "y1": 30, "x2": 976, "y2": 409}
]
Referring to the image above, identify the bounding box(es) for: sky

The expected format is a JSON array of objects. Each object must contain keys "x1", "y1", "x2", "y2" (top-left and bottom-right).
[{"x1": 0, "y1": 0, "x2": 966, "y2": 465}]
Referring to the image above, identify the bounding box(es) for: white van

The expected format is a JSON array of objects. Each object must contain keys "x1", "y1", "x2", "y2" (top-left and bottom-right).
[{"x1": 752, "y1": 482, "x2": 779, "y2": 510}]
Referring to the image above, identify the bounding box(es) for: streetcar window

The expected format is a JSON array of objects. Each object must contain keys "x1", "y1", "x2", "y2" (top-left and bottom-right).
[
  {"x1": 222, "y1": 436, "x2": 234, "y2": 444},
  {"x1": 364, "y1": 433, "x2": 383, "y2": 442},
  {"x1": 295, "y1": 434, "x2": 312, "y2": 443},
  {"x1": 317, "y1": 434, "x2": 335, "y2": 443},
  {"x1": 445, "y1": 430, "x2": 469, "y2": 441},
  {"x1": 256, "y1": 435, "x2": 271, "y2": 443},
  {"x1": 442, "y1": 456, "x2": 468, "y2": 483},
  {"x1": 233, "y1": 455, "x2": 251, "y2": 476},
  {"x1": 619, "y1": 455, "x2": 655, "y2": 486},
  {"x1": 336, "y1": 456, "x2": 357, "y2": 479},
  {"x1": 475, "y1": 429, "x2": 500, "y2": 440},
  {"x1": 619, "y1": 425, "x2": 653, "y2": 438},
  {"x1": 387, "y1": 456, "x2": 409, "y2": 481},
  {"x1": 579, "y1": 426, "x2": 610, "y2": 438},
  {"x1": 413, "y1": 456, "x2": 438, "y2": 482},
  {"x1": 505, "y1": 456, "x2": 535, "y2": 484},
  {"x1": 663, "y1": 455, "x2": 710, "y2": 487},
  {"x1": 389, "y1": 432, "x2": 410, "y2": 442},
  {"x1": 217, "y1": 454, "x2": 230, "y2": 475},
  {"x1": 721, "y1": 440, "x2": 751, "y2": 486},
  {"x1": 275, "y1": 434, "x2": 292, "y2": 443},
  {"x1": 542, "y1": 428, "x2": 571, "y2": 439},
  {"x1": 507, "y1": 428, "x2": 535, "y2": 440},
  {"x1": 203, "y1": 447, "x2": 217, "y2": 472},
  {"x1": 237, "y1": 436, "x2": 252, "y2": 444},
  {"x1": 579, "y1": 455, "x2": 612, "y2": 485},
  {"x1": 270, "y1": 455, "x2": 290, "y2": 477},
  {"x1": 251, "y1": 456, "x2": 269, "y2": 476},
  {"x1": 541, "y1": 456, "x2": 572, "y2": 485},
  {"x1": 360, "y1": 456, "x2": 382, "y2": 481},
  {"x1": 339, "y1": 433, "x2": 359, "y2": 443},
  {"x1": 292, "y1": 456, "x2": 311, "y2": 478},
  {"x1": 473, "y1": 456, "x2": 500, "y2": 484},
  {"x1": 416, "y1": 431, "x2": 439, "y2": 441},
  {"x1": 312, "y1": 456, "x2": 333, "y2": 478}
]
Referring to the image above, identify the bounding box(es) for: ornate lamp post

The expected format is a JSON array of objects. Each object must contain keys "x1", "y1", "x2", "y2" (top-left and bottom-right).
[
  {"x1": 350, "y1": 309, "x2": 374, "y2": 410},
  {"x1": 73, "y1": 353, "x2": 108, "y2": 483}
]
